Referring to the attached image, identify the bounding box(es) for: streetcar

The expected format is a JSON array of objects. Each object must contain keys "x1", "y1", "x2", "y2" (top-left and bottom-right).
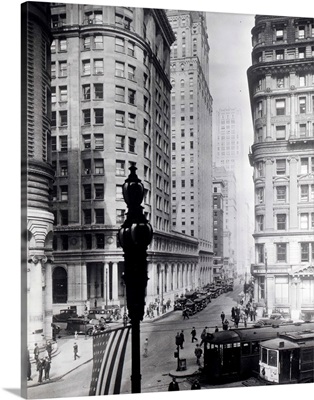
[
  {"x1": 203, "y1": 321, "x2": 314, "y2": 383},
  {"x1": 259, "y1": 329, "x2": 314, "y2": 384}
]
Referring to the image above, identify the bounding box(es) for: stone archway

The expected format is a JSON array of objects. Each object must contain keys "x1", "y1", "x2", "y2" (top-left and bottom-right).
[{"x1": 52, "y1": 266, "x2": 68, "y2": 303}]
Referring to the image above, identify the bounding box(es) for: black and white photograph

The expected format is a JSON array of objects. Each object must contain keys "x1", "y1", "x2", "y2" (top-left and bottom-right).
[{"x1": 1, "y1": 0, "x2": 314, "y2": 399}]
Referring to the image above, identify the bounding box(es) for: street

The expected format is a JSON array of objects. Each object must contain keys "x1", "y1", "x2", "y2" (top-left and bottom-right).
[{"x1": 27, "y1": 280, "x2": 244, "y2": 398}]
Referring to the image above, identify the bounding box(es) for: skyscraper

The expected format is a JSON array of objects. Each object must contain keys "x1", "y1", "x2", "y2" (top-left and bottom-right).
[
  {"x1": 167, "y1": 10, "x2": 214, "y2": 277},
  {"x1": 248, "y1": 15, "x2": 314, "y2": 319}
]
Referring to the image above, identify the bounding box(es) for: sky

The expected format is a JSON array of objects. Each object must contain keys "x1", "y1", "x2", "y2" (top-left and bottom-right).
[{"x1": 1, "y1": 2, "x2": 313, "y2": 400}]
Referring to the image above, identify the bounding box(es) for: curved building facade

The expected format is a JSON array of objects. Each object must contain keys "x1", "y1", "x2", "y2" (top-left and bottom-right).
[{"x1": 247, "y1": 15, "x2": 314, "y2": 319}]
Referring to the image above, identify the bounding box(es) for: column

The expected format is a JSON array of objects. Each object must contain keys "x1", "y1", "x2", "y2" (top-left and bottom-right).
[
  {"x1": 44, "y1": 260, "x2": 53, "y2": 339},
  {"x1": 104, "y1": 263, "x2": 109, "y2": 308},
  {"x1": 146, "y1": 262, "x2": 155, "y2": 299},
  {"x1": 290, "y1": 93, "x2": 296, "y2": 137},
  {"x1": 288, "y1": 157, "x2": 298, "y2": 229},
  {"x1": 265, "y1": 158, "x2": 274, "y2": 231},
  {"x1": 266, "y1": 95, "x2": 272, "y2": 140},
  {"x1": 112, "y1": 262, "x2": 118, "y2": 302},
  {"x1": 81, "y1": 263, "x2": 88, "y2": 302},
  {"x1": 28, "y1": 255, "x2": 46, "y2": 347}
]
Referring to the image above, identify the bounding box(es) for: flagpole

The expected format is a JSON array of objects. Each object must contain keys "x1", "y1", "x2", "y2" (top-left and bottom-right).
[{"x1": 118, "y1": 165, "x2": 153, "y2": 394}]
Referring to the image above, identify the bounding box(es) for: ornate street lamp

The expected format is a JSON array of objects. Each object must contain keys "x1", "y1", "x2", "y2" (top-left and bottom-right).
[
  {"x1": 264, "y1": 249, "x2": 268, "y2": 317},
  {"x1": 118, "y1": 165, "x2": 153, "y2": 393}
]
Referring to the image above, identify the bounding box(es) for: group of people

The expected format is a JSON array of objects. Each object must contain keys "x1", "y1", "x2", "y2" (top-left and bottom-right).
[
  {"x1": 145, "y1": 299, "x2": 172, "y2": 319},
  {"x1": 28, "y1": 341, "x2": 53, "y2": 383},
  {"x1": 168, "y1": 377, "x2": 201, "y2": 391}
]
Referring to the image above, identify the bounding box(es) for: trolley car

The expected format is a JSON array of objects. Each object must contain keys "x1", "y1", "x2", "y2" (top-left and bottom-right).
[
  {"x1": 259, "y1": 329, "x2": 314, "y2": 384},
  {"x1": 203, "y1": 321, "x2": 314, "y2": 383}
]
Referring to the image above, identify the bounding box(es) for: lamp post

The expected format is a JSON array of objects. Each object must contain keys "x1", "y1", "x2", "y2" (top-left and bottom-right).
[
  {"x1": 264, "y1": 248, "x2": 268, "y2": 317},
  {"x1": 105, "y1": 265, "x2": 108, "y2": 310},
  {"x1": 118, "y1": 165, "x2": 153, "y2": 394}
]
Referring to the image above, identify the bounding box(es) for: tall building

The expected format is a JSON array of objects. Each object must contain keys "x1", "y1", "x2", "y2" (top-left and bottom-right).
[
  {"x1": 166, "y1": 10, "x2": 214, "y2": 280},
  {"x1": 50, "y1": 4, "x2": 202, "y2": 315},
  {"x1": 22, "y1": 1, "x2": 54, "y2": 350},
  {"x1": 247, "y1": 15, "x2": 314, "y2": 319},
  {"x1": 212, "y1": 178, "x2": 225, "y2": 281}
]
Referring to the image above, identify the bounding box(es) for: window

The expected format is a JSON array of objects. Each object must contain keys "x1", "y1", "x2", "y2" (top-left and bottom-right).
[
  {"x1": 94, "y1": 134, "x2": 104, "y2": 150},
  {"x1": 257, "y1": 161, "x2": 264, "y2": 177},
  {"x1": 59, "y1": 61, "x2": 67, "y2": 77},
  {"x1": 257, "y1": 128, "x2": 263, "y2": 142},
  {"x1": 83, "y1": 134, "x2": 91, "y2": 149},
  {"x1": 277, "y1": 77, "x2": 284, "y2": 88},
  {"x1": 301, "y1": 158, "x2": 309, "y2": 174},
  {"x1": 85, "y1": 234, "x2": 92, "y2": 249},
  {"x1": 257, "y1": 244, "x2": 264, "y2": 263},
  {"x1": 276, "y1": 28, "x2": 283, "y2": 40},
  {"x1": 257, "y1": 215, "x2": 264, "y2": 231},
  {"x1": 128, "y1": 89, "x2": 135, "y2": 105},
  {"x1": 276, "y1": 186, "x2": 286, "y2": 202},
  {"x1": 83, "y1": 84, "x2": 91, "y2": 100},
  {"x1": 51, "y1": 40, "x2": 56, "y2": 53},
  {"x1": 51, "y1": 87, "x2": 56, "y2": 103},
  {"x1": 128, "y1": 113, "x2": 136, "y2": 129},
  {"x1": 116, "y1": 209, "x2": 125, "y2": 224},
  {"x1": 300, "y1": 213, "x2": 309, "y2": 230},
  {"x1": 60, "y1": 136, "x2": 68, "y2": 152},
  {"x1": 116, "y1": 185, "x2": 123, "y2": 200},
  {"x1": 82, "y1": 60, "x2": 91, "y2": 75},
  {"x1": 59, "y1": 86, "x2": 67, "y2": 102},
  {"x1": 83, "y1": 209, "x2": 91, "y2": 224},
  {"x1": 94, "y1": 83, "x2": 103, "y2": 100},
  {"x1": 299, "y1": 75, "x2": 306, "y2": 87},
  {"x1": 60, "y1": 160, "x2": 68, "y2": 176},
  {"x1": 301, "y1": 185, "x2": 309, "y2": 202},
  {"x1": 83, "y1": 184, "x2": 92, "y2": 200},
  {"x1": 276, "y1": 159, "x2": 286, "y2": 175},
  {"x1": 95, "y1": 209, "x2": 104, "y2": 224},
  {"x1": 115, "y1": 86, "x2": 125, "y2": 102},
  {"x1": 83, "y1": 159, "x2": 91, "y2": 174},
  {"x1": 94, "y1": 184, "x2": 104, "y2": 199},
  {"x1": 115, "y1": 13, "x2": 132, "y2": 30},
  {"x1": 299, "y1": 97, "x2": 306, "y2": 114},
  {"x1": 277, "y1": 243, "x2": 287, "y2": 262},
  {"x1": 60, "y1": 185, "x2": 68, "y2": 201},
  {"x1": 83, "y1": 109, "x2": 91, "y2": 125},
  {"x1": 94, "y1": 109, "x2": 103, "y2": 124},
  {"x1": 94, "y1": 159, "x2": 104, "y2": 174},
  {"x1": 276, "y1": 50, "x2": 284, "y2": 60},
  {"x1": 59, "y1": 38, "x2": 67, "y2": 51},
  {"x1": 257, "y1": 187, "x2": 264, "y2": 203},
  {"x1": 115, "y1": 61, "x2": 124, "y2": 77},
  {"x1": 94, "y1": 59, "x2": 103, "y2": 75},
  {"x1": 115, "y1": 110, "x2": 125, "y2": 126},
  {"x1": 298, "y1": 48, "x2": 305, "y2": 59},
  {"x1": 115, "y1": 37, "x2": 125, "y2": 52},
  {"x1": 277, "y1": 214, "x2": 286, "y2": 230},
  {"x1": 128, "y1": 137, "x2": 136, "y2": 153},
  {"x1": 51, "y1": 62, "x2": 56, "y2": 79},
  {"x1": 128, "y1": 41, "x2": 135, "y2": 57},
  {"x1": 116, "y1": 160, "x2": 125, "y2": 176},
  {"x1": 257, "y1": 101, "x2": 263, "y2": 118},
  {"x1": 94, "y1": 35, "x2": 103, "y2": 49},
  {"x1": 128, "y1": 65, "x2": 136, "y2": 81},
  {"x1": 299, "y1": 124, "x2": 307, "y2": 137},
  {"x1": 116, "y1": 135, "x2": 125, "y2": 150},
  {"x1": 276, "y1": 99, "x2": 285, "y2": 115},
  {"x1": 84, "y1": 10, "x2": 103, "y2": 24},
  {"x1": 61, "y1": 235, "x2": 68, "y2": 250},
  {"x1": 276, "y1": 125, "x2": 286, "y2": 140},
  {"x1": 298, "y1": 26, "x2": 305, "y2": 39},
  {"x1": 301, "y1": 243, "x2": 309, "y2": 262},
  {"x1": 83, "y1": 36, "x2": 91, "y2": 50},
  {"x1": 60, "y1": 210, "x2": 68, "y2": 225}
]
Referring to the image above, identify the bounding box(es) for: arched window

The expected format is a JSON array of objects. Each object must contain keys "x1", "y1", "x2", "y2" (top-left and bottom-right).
[{"x1": 53, "y1": 267, "x2": 68, "y2": 303}]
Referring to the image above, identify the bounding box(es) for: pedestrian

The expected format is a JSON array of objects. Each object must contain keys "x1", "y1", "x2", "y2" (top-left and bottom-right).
[
  {"x1": 231, "y1": 307, "x2": 235, "y2": 320},
  {"x1": 191, "y1": 327, "x2": 198, "y2": 342},
  {"x1": 179, "y1": 330, "x2": 185, "y2": 349},
  {"x1": 27, "y1": 348, "x2": 32, "y2": 381},
  {"x1": 249, "y1": 309, "x2": 254, "y2": 321},
  {"x1": 74, "y1": 331, "x2": 78, "y2": 340},
  {"x1": 168, "y1": 377, "x2": 180, "y2": 391},
  {"x1": 253, "y1": 308, "x2": 257, "y2": 321},
  {"x1": 73, "y1": 342, "x2": 80, "y2": 360},
  {"x1": 234, "y1": 315, "x2": 240, "y2": 328},
  {"x1": 243, "y1": 313, "x2": 248, "y2": 328},
  {"x1": 223, "y1": 319, "x2": 229, "y2": 331},
  {"x1": 194, "y1": 344, "x2": 203, "y2": 366},
  {"x1": 200, "y1": 327, "x2": 207, "y2": 346},
  {"x1": 46, "y1": 341, "x2": 52, "y2": 360},
  {"x1": 182, "y1": 308, "x2": 189, "y2": 319},
  {"x1": 44, "y1": 357, "x2": 51, "y2": 380},
  {"x1": 215, "y1": 325, "x2": 219, "y2": 332},
  {"x1": 34, "y1": 343, "x2": 39, "y2": 363},
  {"x1": 191, "y1": 379, "x2": 201, "y2": 390},
  {"x1": 143, "y1": 338, "x2": 148, "y2": 357},
  {"x1": 220, "y1": 311, "x2": 225, "y2": 324},
  {"x1": 37, "y1": 358, "x2": 44, "y2": 383},
  {"x1": 94, "y1": 299, "x2": 97, "y2": 308},
  {"x1": 175, "y1": 332, "x2": 182, "y2": 349}
]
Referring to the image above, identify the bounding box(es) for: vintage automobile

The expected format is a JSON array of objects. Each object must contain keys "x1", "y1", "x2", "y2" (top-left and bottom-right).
[
  {"x1": 87, "y1": 308, "x2": 113, "y2": 323},
  {"x1": 52, "y1": 308, "x2": 78, "y2": 323},
  {"x1": 66, "y1": 317, "x2": 99, "y2": 336},
  {"x1": 253, "y1": 313, "x2": 293, "y2": 328}
]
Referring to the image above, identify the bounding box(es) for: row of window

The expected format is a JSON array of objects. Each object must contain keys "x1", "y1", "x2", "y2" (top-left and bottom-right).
[
  {"x1": 256, "y1": 212, "x2": 314, "y2": 231},
  {"x1": 255, "y1": 74, "x2": 314, "y2": 93},
  {"x1": 256, "y1": 184, "x2": 314, "y2": 204},
  {"x1": 256, "y1": 242, "x2": 314, "y2": 263},
  {"x1": 255, "y1": 96, "x2": 314, "y2": 120},
  {"x1": 254, "y1": 45, "x2": 314, "y2": 64},
  {"x1": 255, "y1": 157, "x2": 314, "y2": 178}
]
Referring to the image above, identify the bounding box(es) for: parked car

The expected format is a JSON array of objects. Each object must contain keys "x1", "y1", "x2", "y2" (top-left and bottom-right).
[
  {"x1": 253, "y1": 313, "x2": 293, "y2": 327},
  {"x1": 53, "y1": 309, "x2": 78, "y2": 323},
  {"x1": 87, "y1": 309, "x2": 113, "y2": 323},
  {"x1": 66, "y1": 317, "x2": 99, "y2": 336}
]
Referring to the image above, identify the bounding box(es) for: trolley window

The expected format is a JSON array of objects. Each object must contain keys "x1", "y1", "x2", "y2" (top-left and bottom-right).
[
  {"x1": 252, "y1": 341, "x2": 259, "y2": 353},
  {"x1": 268, "y1": 350, "x2": 278, "y2": 367},
  {"x1": 261, "y1": 347, "x2": 267, "y2": 363},
  {"x1": 241, "y1": 342, "x2": 250, "y2": 355}
]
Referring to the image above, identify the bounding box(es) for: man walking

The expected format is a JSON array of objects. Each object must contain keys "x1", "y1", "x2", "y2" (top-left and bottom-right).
[
  {"x1": 191, "y1": 327, "x2": 198, "y2": 342},
  {"x1": 44, "y1": 357, "x2": 51, "y2": 381},
  {"x1": 194, "y1": 344, "x2": 203, "y2": 366},
  {"x1": 200, "y1": 327, "x2": 208, "y2": 346},
  {"x1": 179, "y1": 330, "x2": 185, "y2": 349},
  {"x1": 220, "y1": 311, "x2": 225, "y2": 324},
  {"x1": 73, "y1": 342, "x2": 80, "y2": 360}
]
